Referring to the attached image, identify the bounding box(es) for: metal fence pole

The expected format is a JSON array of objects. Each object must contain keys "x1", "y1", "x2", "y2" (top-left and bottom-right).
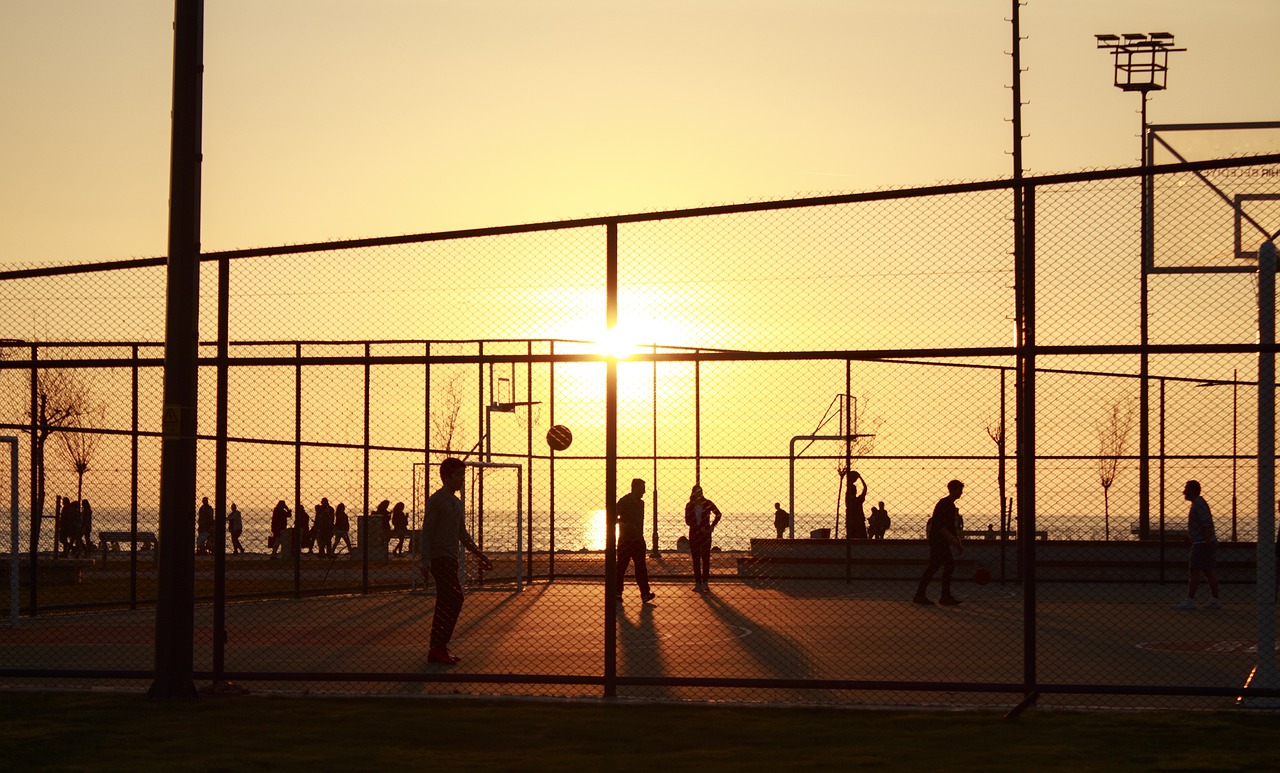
[
  {"x1": 1015, "y1": 183, "x2": 1038, "y2": 712},
  {"x1": 1244, "y1": 240, "x2": 1279, "y2": 706},
  {"x1": 4, "y1": 437, "x2": 17, "y2": 627},
  {"x1": 149, "y1": 0, "x2": 203, "y2": 701},
  {"x1": 604, "y1": 223, "x2": 618, "y2": 698}
]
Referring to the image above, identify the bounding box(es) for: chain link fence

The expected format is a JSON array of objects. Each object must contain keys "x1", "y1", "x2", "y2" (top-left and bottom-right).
[{"x1": 2, "y1": 154, "x2": 1279, "y2": 708}]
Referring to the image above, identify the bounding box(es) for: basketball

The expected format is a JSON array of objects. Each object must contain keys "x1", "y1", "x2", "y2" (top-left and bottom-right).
[
  {"x1": 973, "y1": 566, "x2": 991, "y2": 585},
  {"x1": 546, "y1": 424, "x2": 573, "y2": 451}
]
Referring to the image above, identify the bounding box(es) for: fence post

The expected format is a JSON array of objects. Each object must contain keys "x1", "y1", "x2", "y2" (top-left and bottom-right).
[
  {"x1": 604, "y1": 222, "x2": 618, "y2": 698},
  {"x1": 149, "y1": 0, "x2": 203, "y2": 701},
  {"x1": 1243, "y1": 240, "x2": 1279, "y2": 706},
  {"x1": 1014, "y1": 183, "x2": 1038, "y2": 713}
]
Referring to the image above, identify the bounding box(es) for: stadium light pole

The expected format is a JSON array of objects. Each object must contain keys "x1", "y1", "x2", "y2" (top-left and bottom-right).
[{"x1": 1095, "y1": 32, "x2": 1184, "y2": 542}]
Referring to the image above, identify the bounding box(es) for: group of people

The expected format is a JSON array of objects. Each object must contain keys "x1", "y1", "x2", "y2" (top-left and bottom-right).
[
  {"x1": 843, "y1": 470, "x2": 892, "y2": 540},
  {"x1": 613, "y1": 480, "x2": 723, "y2": 600},
  {"x1": 195, "y1": 497, "x2": 245, "y2": 555},
  {"x1": 268, "y1": 498, "x2": 352, "y2": 558},
  {"x1": 194, "y1": 496, "x2": 420, "y2": 558},
  {"x1": 54, "y1": 495, "x2": 93, "y2": 557},
  {"x1": 771, "y1": 471, "x2": 890, "y2": 540}
]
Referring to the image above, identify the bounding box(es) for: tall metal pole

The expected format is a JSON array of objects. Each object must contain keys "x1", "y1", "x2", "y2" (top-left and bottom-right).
[
  {"x1": 1016, "y1": 184, "x2": 1038, "y2": 709},
  {"x1": 1138, "y1": 91, "x2": 1152, "y2": 541},
  {"x1": 1243, "y1": 240, "x2": 1278, "y2": 706},
  {"x1": 211, "y1": 254, "x2": 229, "y2": 687},
  {"x1": 604, "y1": 223, "x2": 619, "y2": 698},
  {"x1": 150, "y1": 0, "x2": 204, "y2": 701}
]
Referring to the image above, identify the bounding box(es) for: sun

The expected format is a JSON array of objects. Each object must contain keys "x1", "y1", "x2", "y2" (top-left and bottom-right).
[{"x1": 599, "y1": 323, "x2": 645, "y2": 360}]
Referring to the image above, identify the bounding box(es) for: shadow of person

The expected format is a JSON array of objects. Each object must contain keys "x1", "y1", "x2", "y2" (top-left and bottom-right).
[
  {"x1": 616, "y1": 602, "x2": 678, "y2": 701},
  {"x1": 699, "y1": 592, "x2": 817, "y2": 681}
]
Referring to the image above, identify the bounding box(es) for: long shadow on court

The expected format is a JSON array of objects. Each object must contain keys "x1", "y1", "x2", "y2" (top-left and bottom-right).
[
  {"x1": 617, "y1": 601, "x2": 679, "y2": 701},
  {"x1": 698, "y1": 592, "x2": 817, "y2": 681}
]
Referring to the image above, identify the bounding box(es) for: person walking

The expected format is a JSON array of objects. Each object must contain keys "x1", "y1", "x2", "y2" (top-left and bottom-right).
[
  {"x1": 913, "y1": 480, "x2": 965, "y2": 606},
  {"x1": 227, "y1": 503, "x2": 244, "y2": 554},
  {"x1": 332, "y1": 503, "x2": 351, "y2": 554},
  {"x1": 684, "y1": 484, "x2": 722, "y2": 592},
  {"x1": 421, "y1": 457, "x2": 492, "y2": 665},
  {"x1": 391, "y1": 502, "x2": 410, "y2": 555},
  {"x1": 773, "y1": 502, "x2": 790, "y2": 539},
  {"x1": 615, "y1": 478, "x2": 656, "y2": 604},
  {"x1": 1175, "y1": 480, "x2": 1221, "y2": 610}
]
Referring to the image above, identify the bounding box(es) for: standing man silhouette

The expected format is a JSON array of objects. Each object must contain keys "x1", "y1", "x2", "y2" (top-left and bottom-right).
[
  {"x1": 615, "y1": 478, "x2": 656, "y2": 604},
  {"x1": 421, "y1": 457, "x2": 492, "y2": 664},
  {"x1": 913, "y1": 480, "x2": 965, "y2": 606},
  {"x1": 1175, "y1": 480, "x2": 1221, "y2": 609},
  {"x1": 774, "y1": 502, "x2": 791, "y2": 539}
]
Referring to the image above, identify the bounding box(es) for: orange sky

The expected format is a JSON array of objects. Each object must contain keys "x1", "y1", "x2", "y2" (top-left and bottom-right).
[{"x1": 1, "y1": 0, "x2": 1277, "y2": 267}]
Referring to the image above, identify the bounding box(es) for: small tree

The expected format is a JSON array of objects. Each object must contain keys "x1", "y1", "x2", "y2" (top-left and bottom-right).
[
  {"x1": 985, "y1": 413, "x2": 1008, "y2": 535},
  {"x1": 1, "y1": 349, "x2": 97, "y2": 554},
  {"x1": 1097, "y1": 399, "x2": 1135, "y2": 541},
  {"x1": 56, "y1": 404, "x2": 105, "y2": 507},
  {"x1": 430, "y1": 373, "x2": 465, "y2": 464}
]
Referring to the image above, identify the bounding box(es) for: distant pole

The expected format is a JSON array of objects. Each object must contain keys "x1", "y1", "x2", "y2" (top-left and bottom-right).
[
  {"x1": 1094, "y1": 31, "x2": 1184, "y2": 541},
  {"x1": 150, "y1": 0, "x2": 204, "y2": 701},
  {"x1": 1232, "y1": 368, "x2": 1238, "y2": 542}
]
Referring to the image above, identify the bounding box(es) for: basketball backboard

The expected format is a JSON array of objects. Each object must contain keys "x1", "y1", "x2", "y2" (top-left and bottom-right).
[{"x1": 1150, "y1": 122, "x2": 1280, "y2": 270}]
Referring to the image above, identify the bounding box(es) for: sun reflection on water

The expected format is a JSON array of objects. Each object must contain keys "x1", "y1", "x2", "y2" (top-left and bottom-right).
[{"x1": 581, "y1": 509, "x2": 608, "y2": 550}]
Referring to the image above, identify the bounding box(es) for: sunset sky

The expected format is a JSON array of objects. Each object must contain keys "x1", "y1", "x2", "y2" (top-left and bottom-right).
[{"x1": 2, "y1": 0, "x2": 1277, "y2": 267}]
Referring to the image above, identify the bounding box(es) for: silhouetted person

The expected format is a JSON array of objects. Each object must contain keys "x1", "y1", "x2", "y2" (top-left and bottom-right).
[
  {"x1": 869, "y1": 501, "x2": 890, "y2": 540},
  {"x1": 197, "y1": 497, "x2": 214, "y2": 555},
  {"x1": 79, "y1": 499, "x2": 93, "y2": 554},
  {"x1": 373, "y1": 499, "x2": 392, "y2": 534},
  {"x1": 845, "y1": 470, "x2": 868, "y2": 539},
  {"x1": 1175, "y1": 480, "x2": 1220, "y2": 610},
  {"x1": 615, "y1": 478, "x2": 656, "y2": 604},
  {"x1": 296, "y1": 504, "x2": 311, "y2": 555},
  {"x1": 314, "y1": 497, "x2": 335, "y2": 557},
  {"x1": 270, "y1": 500, "x2": 290, "y2": 557},
  {"x1": 228, "y1": 503, "x2": 244, "y2": 554},
  {"x1": 391, "y1": 502, "x2": 410, "y2": 555},
  {"x1": 62, "y1": 497, "x2": 82, "y2": 557},
  {"x1": 332, "y1": 503, "x2": 351, "y2": 554},
  {"x1": 914, "y1": 480, "x2": 964, "y2": 606},
  {"x1": 421, "y1": 457, "x2": 492, "y2": 665},
  {"x1": 55, "y1": 496, "x2": 71, "y2": 557},
  {"x1": 684, "y1": 485, "x2": 722, "y2": 592},
  {"x1": 773, "y1": 502, "x2": 790, "y2": 539}
]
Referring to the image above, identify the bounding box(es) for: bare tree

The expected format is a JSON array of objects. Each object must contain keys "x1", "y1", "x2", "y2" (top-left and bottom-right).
[
  {"x1": 55, "y1": 403, "x2": 106, "y2": 506},
  {"x1": 3, "y1": 360, "x2": 97, "y2": 554},
  {"x1": 1097, "y1": 399, "x2": 1136, "y2": 541},
  {"x1": 430, "y1": 373, "x2": 465, "y2": 464},
  {"x1": 986, "y1": 413, "x2": 1008, "y2": 535}
]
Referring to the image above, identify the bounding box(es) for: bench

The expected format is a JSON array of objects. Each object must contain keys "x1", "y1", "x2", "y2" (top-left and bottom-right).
[
  {"x1": 961, "y1": 529, "x2": 1046, "y2": 541},
  {"x1": 99, "y1": 530, "x2": 159, "y2": 558}
]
